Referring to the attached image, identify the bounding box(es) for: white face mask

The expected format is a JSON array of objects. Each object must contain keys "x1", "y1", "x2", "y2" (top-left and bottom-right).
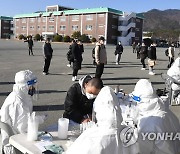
[{"x1": 86, "y1": 92, "x2": 97, "y2": 99}]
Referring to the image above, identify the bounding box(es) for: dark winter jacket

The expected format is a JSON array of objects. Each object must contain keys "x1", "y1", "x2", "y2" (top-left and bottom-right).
[
  {"x1": 115, "y1": 44, "x2": 123, "y2": 55},
  {"x1": 63, "y1": 77, "x2": 95, "y2": 123},
  {"x1": 148, "y1": 46, "x2": 157, "y2": 60},
  {"x1": 139, "y1": 45, "x2": 148, "y2": 59},
  {"x1": 24, "y1": 39, "x2": 33, "y2": 47},
  {"x1": 43, "y1": 42, "x2": 53, "y2": 57},
  {"x1": 71, "y1": 42, "x2": 82, "y2": 70},
  {"x1": 136, "y1": 45, "x2": 141, "y2": 53}
]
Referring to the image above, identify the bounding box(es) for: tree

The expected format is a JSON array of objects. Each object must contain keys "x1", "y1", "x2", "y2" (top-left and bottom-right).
[
  {"x1": 80, "y1": 34, "x2": 90, "y2": 43},
  {"x1": 18, "y1": 34, "x2": 25, "y2": 40},
  {"x1": 91, "y1": 37, "x2": 97, "y2": 43},
  {"x1": 54, "y1": 35, "x2": 63, "y2": 42},
  {"x1": 72, "y1": 31, "x2": 81, "y2": 39},
  {"x1": 63, "y1": 35, "x2": 71, "y2": 42},
  {"x1": 34, "y1": 34, "x2": 41, "y2": 41}
]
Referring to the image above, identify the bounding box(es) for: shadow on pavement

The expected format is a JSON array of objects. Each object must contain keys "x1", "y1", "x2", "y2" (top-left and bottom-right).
[
  {"x1": 0, "y1": 82, "x2": 15, "y2": 85},
  {"x1": 33, "y1": 104, "x2": 64, "y2": 111},
  {"x1": 39, "y1": 90, "x2": 66, "y2": 94}
]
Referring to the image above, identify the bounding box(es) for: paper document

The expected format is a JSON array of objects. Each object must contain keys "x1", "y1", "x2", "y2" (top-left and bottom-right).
[{"x1": 34, "y1": 141, "x2": 53, "y2": 152}]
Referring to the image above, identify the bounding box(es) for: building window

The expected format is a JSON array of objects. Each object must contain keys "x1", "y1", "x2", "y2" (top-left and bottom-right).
[
  {"x1": 60, "y1": 16, "x2": 66, "y2": 21},
  {"x1": 72, "y1": 15, "x2": 79, "y2": 21},
  {"x1": 86, "y1": 25, "x2": 93, "y2": 31},
  {"x1": 98, "y1": 14, "x2": 104, "y2": 17},
  {"x1": 3, "y1": 27, "x2": 9, "y2": 30},
  {"x1": 22, "y1": 26, "x2": 26, "y2": 30},
  {"x1": 60, "y1": 25, "x2": 66, "y2": 31},
  {"x1": 16, "y1": 19, "x2": 19, "y2": 21},
  {"x1": 42, "y1": 26, "x2": 46, "y2": 31},
  {"x1": 49, "y1": 17, "x2": 54, "y2": 22},
  {"x1": 112, "y1": 25, "x2": 117, "y2": 29},
  {"x1": 43, "y1": 17, "x2": 46, "y2": 23},
  {"x1": 136, "y1": 19, "x2": 140, "y2": 22},
  {"x1": 30, "y1": 26, "x2": 34, "y2": 30},
  {"x1": 111, "y1": 36, "x2": 116, "y2": 39},
  {"x1": 37, "y1": 26, "x2": 41, "y2": 30},
  {"x1": 16, "y1": 26, "x2": 19, "y2": 29},
  {"x1": 136, "y1": 28, "x2": 140, "y2": 31},
  {"x1": 22, "y1": 19, "x2": 26, "y2": 23},
  {"x1": 49, "y1": 25, "x2": 54, "y2": 31},
  {"x1": 112, "y1": 15, "x2": 118, "y2": 19},
  {"x1": 4, "y1": 20, "x2": 9, "y2": 23},
  {"x1": 38, "y1": 18, "x2": 41, "y2": 23},
  {"x1": 135, "y1": 37, "x2": 139, "y2": 40},
  {"x1": 30, "y1": 18, "x2": 35, "y2": 23},
  {"x1": 72, "y1": 25, "x2": 78, "y2": 31},
  {"x1": 86, "y1": 15, "x2": 93, "y2": 20}
]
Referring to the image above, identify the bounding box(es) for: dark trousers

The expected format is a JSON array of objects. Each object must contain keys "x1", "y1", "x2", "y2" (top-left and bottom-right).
[
  {"x1": 95, "y1": 63, "x2": 104, "y2": 78},
  {"x1": 29, "y1": 47, "x2": 33, "y2": 55},
  {"x1": 43, "y1": 56, "x2": 52, "y2": 73},
  {"x1": 141, "y1": 58, "x2": 146, "y2": 68},
  {"x1": 168, "y1": 57, "x2": 174, "y2": 68},
  {"x1": 73, "y1": 69, "x2": 79, "y2": 76}
]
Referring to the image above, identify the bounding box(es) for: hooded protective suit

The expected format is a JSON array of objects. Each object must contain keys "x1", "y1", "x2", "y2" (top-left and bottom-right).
[
  {"x1": 0, "y1": 70, "x2": 37, "y2": 153},
  {"x1": 167, "y1": 57, "x2": 180, "y2": 91},
  {"x1": 132, "y1": 79, "x2": 180, "y2": 154},
  {"x1": 66, "y1": 86, "x2": 124, "y2": 154}
]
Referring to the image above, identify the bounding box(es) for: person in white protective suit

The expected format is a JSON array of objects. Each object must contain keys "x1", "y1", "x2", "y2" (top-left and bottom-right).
[
  {"x1": 167, "y1": 57, "x2": 180, "y2": 91},
  {"x1": 131, "y1": 79, "x2": 180, "y2": 154},
  {"x1": 0, "y1": 70, "x2": 45, "y2": 154},
  {"x1": 66, "y1": 86, "x2": 124, "y2": 154}
]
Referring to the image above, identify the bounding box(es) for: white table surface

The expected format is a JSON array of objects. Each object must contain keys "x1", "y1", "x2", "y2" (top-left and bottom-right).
[{"x1": 9, "y1": 132, "x2": 75, "y2": 154}]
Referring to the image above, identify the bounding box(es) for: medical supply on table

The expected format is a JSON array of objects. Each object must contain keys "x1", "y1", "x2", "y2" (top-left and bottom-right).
[
  {"x1": 27, "y1": 112, "x2": 39, "y2": 141},
  {"x1": 58, "y1": 118, "x2": 69, "y2": 139}
]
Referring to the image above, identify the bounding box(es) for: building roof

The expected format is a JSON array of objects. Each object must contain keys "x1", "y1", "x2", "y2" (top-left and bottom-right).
[
  {"x1": 0, "y1": 16, "x2": 13, "y2": 20},
  {"x1": 13, "y1": 7, "x2": 144, "y2": 19},
  {"x1": 14, "y1": 7, "x2": 123, "y2": 18},
  {"x1": 136, "y1": 13, "x2": 144, "y2": 19}
]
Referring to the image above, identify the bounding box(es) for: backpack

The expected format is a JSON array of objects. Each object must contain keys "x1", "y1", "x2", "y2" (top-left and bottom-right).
[
  {"x1": 67, "y1": 49, "x2": 74, "y2": 62},
  {"x1": 165, "y1": 49, "x2": 168, "y2": 56}
]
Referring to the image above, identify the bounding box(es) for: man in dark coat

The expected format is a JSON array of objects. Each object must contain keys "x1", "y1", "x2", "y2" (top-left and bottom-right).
[
  {"x1": 77, "y1": 40, "x2": 84, "y2": 69},
  {"x1": 24, "y1": 37, "x2": 34, "y2": 56},
  {"x1": 43, "y1": 38, "x2": 53, "y2": 75},
  {"x1": 136, "y1": 43, "x2": 141, "y2": 59},
  {"x1": 115, "y1": 41, "x2": 123, "y2": 65},
  {"x1": 148, "y1": 43, "x2": 157, "y2": 75},
  {"x1": 71, "y1": 39, "x2": 82, "y2": 81},
  {"x1": 63, "y1": 76, "x2": 103, "y2": 124},
  {"x1": 139, "y1": 43, "x2": 148, "y2": 70}
]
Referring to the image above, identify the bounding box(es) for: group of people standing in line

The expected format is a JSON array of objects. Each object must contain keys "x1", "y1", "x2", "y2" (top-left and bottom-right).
[
  {"x1": 67, "y1": 37, "x2": 107, "y2": 81},
  {"x1": 132, "y1": 41, "x2": 176, "y2": 76}
]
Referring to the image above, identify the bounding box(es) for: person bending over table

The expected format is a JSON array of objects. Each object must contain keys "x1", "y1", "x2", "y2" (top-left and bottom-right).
[{"x1": 63, "y1": 75, "x2": 103, "y2": 124}]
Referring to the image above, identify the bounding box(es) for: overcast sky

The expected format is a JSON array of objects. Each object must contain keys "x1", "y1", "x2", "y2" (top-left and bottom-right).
[{"x1": 1, "y1": 0, "x2": 180, "y2": 16}]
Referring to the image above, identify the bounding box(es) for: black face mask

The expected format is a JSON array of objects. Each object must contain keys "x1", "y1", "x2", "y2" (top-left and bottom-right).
[{"x1": 28, "y1": 86, "x2": 36, "y2": 96}]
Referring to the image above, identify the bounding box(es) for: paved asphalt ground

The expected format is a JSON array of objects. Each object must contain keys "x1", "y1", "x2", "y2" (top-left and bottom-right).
[{"x1": 0, "y1": 39, "x2": 180, "y2": 130}]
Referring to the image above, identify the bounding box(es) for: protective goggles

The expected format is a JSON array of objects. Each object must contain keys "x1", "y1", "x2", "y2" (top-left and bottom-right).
[
  {"x1": 131, "y1": 94, "x2": 141, "y2": 102},
  {"x1": 27, "y1": 79, "x2": 39, "y2": 100},
  {"x1": 27, "y1": 79, "x2": 37, "y2": 86}
]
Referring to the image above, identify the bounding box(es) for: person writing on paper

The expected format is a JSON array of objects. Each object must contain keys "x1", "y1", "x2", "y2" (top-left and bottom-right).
[
  {"x1": 131, "y1": 79, "x2": 180, "y2": 154},
  {"x1": 0, "y1": 70, "x2": 46, "y2": 154},
  {"x1": 66, "y1": 86, "x2": 124, "y2": 154},
  {"x1": 63, "y1": 75, "x2": 103, "y2": 124}
]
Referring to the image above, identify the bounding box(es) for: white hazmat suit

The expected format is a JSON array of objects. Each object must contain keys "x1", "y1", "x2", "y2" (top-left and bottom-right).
[
  {"x1": 66, "y1": 86, "x2": 124, "y2": 154},
  {"x1": 167, "y1": 57, "x2": 180, "y2": 91},
  {"x1": 0, "y1": 70, "x2": 39, "y2": 153},
  {"x1": 132, "y1": 79, "x2": 180, "y2": 154}
]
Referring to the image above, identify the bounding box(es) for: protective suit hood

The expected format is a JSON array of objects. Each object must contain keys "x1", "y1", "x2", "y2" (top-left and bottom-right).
[
  {"x1": 93, "y1": 86, "x2": 123, "y2": 129},
  {"x1": 78, "y1": 75, "x2": 92, "y2": 95},
  {"x1": 132, "y1": 79, "x2": 166, "y2": 117}
]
